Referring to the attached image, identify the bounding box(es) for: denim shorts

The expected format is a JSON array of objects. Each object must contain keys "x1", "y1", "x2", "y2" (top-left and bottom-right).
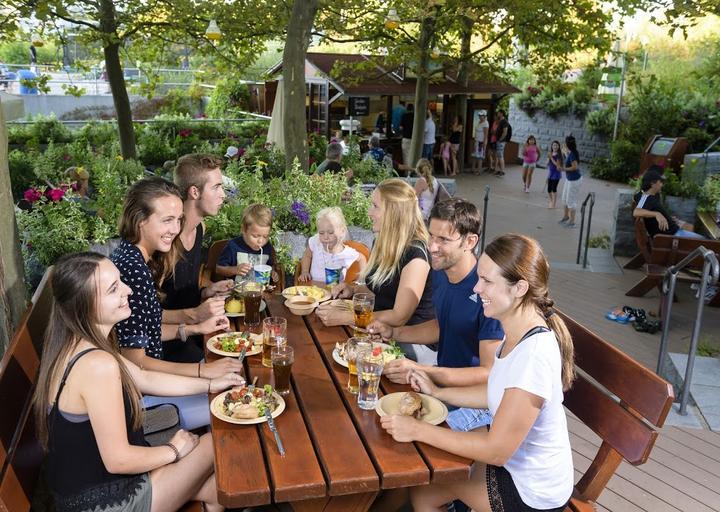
[{"x1": 446, "y1": 407, "x2": 493, "y2": 432}]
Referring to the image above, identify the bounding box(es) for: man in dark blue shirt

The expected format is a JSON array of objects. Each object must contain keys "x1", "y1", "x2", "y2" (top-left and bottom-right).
[{"x1": 368, "y1": 198, "x2": 504, "y2": 431}]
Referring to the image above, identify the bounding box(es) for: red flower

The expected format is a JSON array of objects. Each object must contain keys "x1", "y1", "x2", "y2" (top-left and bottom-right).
[
  {"x1": 179, "y1": 129, "x2": 193, "y2": 138},
  {"x1": 24, "y1": 188, "x2": 42, "y2": 203},
  {"x1": 62, "y1": 154, "x2": 71, "y2": 161},
  {"x1": 238, "y1": 147, "x2": 246, "y2": 157},
  {"x1": 46, "y1": 188, "x2": 66, "y2": 202}
]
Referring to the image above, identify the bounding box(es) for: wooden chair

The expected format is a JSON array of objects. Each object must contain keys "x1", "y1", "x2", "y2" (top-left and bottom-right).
[
  {"x1": 560, "y1": 311, "x2": 674, "y2": 511},
  {"x1": 200, "y1": 238, "x2": 286, "y2": 291},
  {"x1": 293, "y1": 239, "x2": 370, "y2": 286},
  {"x1": 199, "y1": 239, "x2": 229, "y2": 288}
]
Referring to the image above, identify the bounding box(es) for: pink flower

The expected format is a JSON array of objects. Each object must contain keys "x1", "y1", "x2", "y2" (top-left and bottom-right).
[
  {"x1": 46, "y1": 188, "x2": 66, "y2": 202},
  {"x1": 179, "y1": 129, "x2": 193, "y2": 138},
  {"x1": 62, "y1": 154, "x2": 71, "y2": 161},
  {"x1": 24, "y1": 188, "x2": 42, "y2": 203},
  {"x1": 238, "y1": 147, "x2": 246, "y2": 157}
]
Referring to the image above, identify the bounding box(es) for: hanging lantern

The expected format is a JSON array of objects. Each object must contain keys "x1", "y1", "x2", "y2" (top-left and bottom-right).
[
  {"x1": 31, "y1": 33, "x2": 44, "y2": 47},
  {"x1": 205, "y1": 20, "x2": 222, "y2": 41},
  {"x1": 385, "y1": 9, "x2": 400, "y2": 30}
]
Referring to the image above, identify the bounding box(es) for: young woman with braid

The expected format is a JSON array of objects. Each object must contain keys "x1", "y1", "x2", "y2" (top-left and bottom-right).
[
  {"x1": 33, "y1": 252, "x2": 243, "y2": 512},
  {"x1": 380, "y1": 234, "x2": 575, "y2": 512}
]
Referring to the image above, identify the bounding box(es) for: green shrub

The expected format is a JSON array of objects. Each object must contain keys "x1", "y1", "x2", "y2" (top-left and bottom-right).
[
  {"x1": 683, "y1": 127, "x2": 714, "y2": 153},
  {"x1": 29, "y1": 114, "x2": 73, "y2": 144},
  {"x1": 585, "y1": 109, "x2": 614, "y2": 138},
  {"x1": 590, "y1": 140, "x2": 641, "y2": 183},
  {"x1": 7, "y1": 124, "x2": 34, "y2": 146},
  {"x1": 32, "y1": 141, "x2": 90, "y2": 185},
  {"x1": 90, "y1": 156, "x2": 145, "y2": 233},
  {"x1": 206, "y1": 78, "x2": 251, "y2": 118},
  {"x1": 8, "y1": 149, "x2": 36, "y2": 200},
  {"x1": 76, "y1": 121, "x2": 118, "y2": 148},
  {"x1": 137, "y1": 130, "x2": 175, "y2": 167},
  {"x1": 158, "y1": 89, "x2": 200, "y2": 116},
  {"x1": 623, "y1": 76, "x2": 683, "y2": 143}
]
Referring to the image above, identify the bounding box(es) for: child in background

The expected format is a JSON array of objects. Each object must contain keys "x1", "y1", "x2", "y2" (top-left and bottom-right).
[
  {"x1": 547, "y1": 140, "x2": 563, "y2": 209},
  {"x1": 440, "y1": 137, "x2": 452, "y2": 176},
  {"x1": 216, "y1": 203, "x2": 279, "y2": 282},
  {"x1": 298, "y1": 207, "x2": 366, "y2": 284},
  {"x1": 521, "y1": 135, "x2": 540, "y2": 193}
]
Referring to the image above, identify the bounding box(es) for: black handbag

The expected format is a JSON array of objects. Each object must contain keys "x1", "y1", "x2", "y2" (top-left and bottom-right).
[{"x1": 143, "y1": 403, "x2": 181, "y2": 446}]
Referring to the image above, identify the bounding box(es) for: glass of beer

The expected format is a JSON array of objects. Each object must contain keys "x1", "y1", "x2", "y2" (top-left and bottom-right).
[
  {"x1": 357, "y1": 348, "x2": 384, "y2": 410},
  {"x1": 242, "y1": 281, "x2": 263, "y2": 328},
  {"x1": 352, "y1": 293, "x2": 374, "y2": 337},
  {"x1": 271, "y1": 345, "x2": 294, "y2": 396},
  {"x1": 345, "y1": 337, "x2": 371, "y2": 394},
  {"x1": 262, "y1": 317, "x2": 287, "y2": 367}
]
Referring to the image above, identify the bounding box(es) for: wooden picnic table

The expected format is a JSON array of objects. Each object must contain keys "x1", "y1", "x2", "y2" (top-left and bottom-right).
[
  {"x1": 697, "y1": 211, "x2": 720, "y2": 240},
  {"x1": 204, "y1": 294, "x2": 472, "y2": 510}
]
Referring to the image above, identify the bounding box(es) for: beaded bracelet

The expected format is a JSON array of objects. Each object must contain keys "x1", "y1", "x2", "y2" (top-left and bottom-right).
[{"x1": 165, "y1": 442, "x2": 180, "y2": 463}]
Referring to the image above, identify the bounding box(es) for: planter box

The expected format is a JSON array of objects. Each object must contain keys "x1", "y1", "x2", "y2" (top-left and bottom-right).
[
  {"x1": 665, "y1": 196, "x2": 698, "y2": 225},
  {"x1": 612, "y1": 188, "x2": 637, "y2": 257}
]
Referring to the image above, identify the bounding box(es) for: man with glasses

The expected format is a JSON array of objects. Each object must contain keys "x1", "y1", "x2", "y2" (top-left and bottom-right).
[{"x1": 368, "y1": 198, "x2": 504, "y2": 431}]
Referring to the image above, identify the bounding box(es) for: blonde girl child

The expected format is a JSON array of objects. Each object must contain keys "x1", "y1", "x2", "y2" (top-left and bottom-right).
[
  {"x1": 381, "y1": 234, "x2": 574, "y2": 512},
  {"x1": 317, "y1": 179, "x2": 435, "y2": 364},
  {"x1": 522, "y1": 135, "x2": 540, "y2": 193},
  {"x1": 298, "y1": 207, "x2": 366, "y2": 284},
  {"x1": 33, "y1": 252, "x2": 243, "y2": 512},
  {"x1": 413, "y1": 158, "x2": 439, "y2": 221}
]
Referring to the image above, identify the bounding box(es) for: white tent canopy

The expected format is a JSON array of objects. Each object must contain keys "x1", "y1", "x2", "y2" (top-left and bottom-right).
[{"x1": 266, "y1": 79, "x2": 285, "y2": 152}]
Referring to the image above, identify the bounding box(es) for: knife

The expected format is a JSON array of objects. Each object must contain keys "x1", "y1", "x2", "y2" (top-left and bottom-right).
[
  {"x1": 264, "y1": 401, "x2": 286, "y2": 456},
  {"x1": 237, "y1": 344, "x2": 248, "y2": 364}
]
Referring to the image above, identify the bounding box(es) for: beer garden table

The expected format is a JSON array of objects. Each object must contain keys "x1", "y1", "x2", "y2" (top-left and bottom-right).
[{"x1": 204, "y1": 294, "x2": 472, "y2": 511}]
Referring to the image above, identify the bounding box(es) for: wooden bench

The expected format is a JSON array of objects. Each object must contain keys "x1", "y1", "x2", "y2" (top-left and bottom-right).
[
  {"x1": 200, "y1": 238, "x2": 286, "y2": 290},
  {"x1": 0, "y1": 270, "x2": 201, "y2": 512},
  {"x1": 560, "y1": 311, "x2": 674, "y2": 511},
  {"x1": 625, "y1": 233, "x2": 720, "y2": 307}
]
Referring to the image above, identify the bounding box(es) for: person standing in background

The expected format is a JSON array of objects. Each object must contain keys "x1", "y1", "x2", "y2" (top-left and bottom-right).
[
  {"x1": 472, "y1": 111, "x2": 489, "y2": 175},
  {"x1": 400, "y1": 104, "x2": 415, "y2": 166},
  {"x1": 423, "y1": 110, "x2": 436, "y2": 161},
  {"x1": 392, "y1": 101, "x2": 407, "y2": 136}
]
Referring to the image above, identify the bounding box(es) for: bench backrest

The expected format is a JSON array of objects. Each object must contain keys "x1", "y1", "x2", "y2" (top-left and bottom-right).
[
  {"x1": 0, "y1": 269, "x2": 53, "y2": 512},
  {"x1": 205, "y1": 239, "x2": 228, "y2": 284},
  {"x1": 649, "y1": 235, "x2": 720, "y2": 268},
  {"x1": 560, "y1": 311, "x2": 674, "y2": 502},
  {"x1": 634, "y1": 217, "x2": 653, "y2": 262}
]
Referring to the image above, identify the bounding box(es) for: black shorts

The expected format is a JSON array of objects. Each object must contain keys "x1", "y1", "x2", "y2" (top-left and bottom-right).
[
  {"x1": 547, "y1": 179, "x2": 560, "y2": 194},
  {"x1": 486, "y1": 465, "x2": 568, "y2": 512}
]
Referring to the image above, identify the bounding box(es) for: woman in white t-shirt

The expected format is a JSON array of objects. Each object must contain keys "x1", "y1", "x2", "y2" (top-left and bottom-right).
[
  {"x1": 380, "y1": 234, "x2": 574, "y2": 512},
  {"x1": 413, "y1": 158, "x2": 439, "y2": 222},
  {"x1": 298, "y1": 207, "x2": 366, "y2": 284}
]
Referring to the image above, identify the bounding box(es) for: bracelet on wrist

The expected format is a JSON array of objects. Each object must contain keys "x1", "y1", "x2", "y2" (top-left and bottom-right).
[
  {"x1": 165, "y1": 442, "x2": 180, "y2": 463},
  {"x1": 197, "y1": 362, "x2": 201, "y2": 378}
]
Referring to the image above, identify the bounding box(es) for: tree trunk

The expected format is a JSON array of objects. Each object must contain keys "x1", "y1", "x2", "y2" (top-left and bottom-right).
[
  {"x1": 409, "y1": 16, "x2": 435, "y2": 169},
  {"x1": 99, "y1": 0, "x2": 136, "y2": 159},
  {"x1": 282, "y1": 0, "x2": 319, "y2": 171},
  {"x1": 454, "y1": 16, "x2": 474, "y2": 174},
  {"x1": 0, "y1": 99, "x2": 28, "y2": 353}
]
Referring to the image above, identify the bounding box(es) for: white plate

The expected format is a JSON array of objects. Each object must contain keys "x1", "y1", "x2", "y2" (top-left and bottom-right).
[
  {"x1": 332, "y1": 342, "x2": 393, "y2": 369},
  {"x1": 281, "y1": 286, "x2": 331, "y2": 303},
  {"x1": 210, "y1": 390, "x2": 286, "y2": 425},
  {"x1": 206, "y1": 332, "x2": 263, "y2": 358},
  {"x1": 375, "y1": 392, "x2": 448, "y2": 425},
  {"x1": 225, "y1": 300, "x2": 266, "y2": 318}
]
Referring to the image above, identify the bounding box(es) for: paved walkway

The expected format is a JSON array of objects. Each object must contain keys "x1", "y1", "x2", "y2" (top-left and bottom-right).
[{"x1": 454, "y1": 166, "x2": 720, "y2": 511}]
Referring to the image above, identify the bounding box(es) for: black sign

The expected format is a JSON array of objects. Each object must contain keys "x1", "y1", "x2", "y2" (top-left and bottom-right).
[{"x1": 349, "y1": 97, "x2": 370, "y2": 117}]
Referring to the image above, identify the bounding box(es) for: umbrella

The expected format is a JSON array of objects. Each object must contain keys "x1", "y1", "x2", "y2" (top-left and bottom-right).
[{"x1": 266, "y1": 79, "x2": 285, "y2": 152}]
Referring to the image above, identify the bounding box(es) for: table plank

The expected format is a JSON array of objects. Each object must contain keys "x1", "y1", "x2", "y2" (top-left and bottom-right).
[
  {"x1": 265, "y1": 297, "x2": 380, "y2": 497},
  {"x1": 244, "y1": 357, "x2": 327, "y2": 503},
  {"x1": 304, "y1": 313, "x2": 430, "y2": 489},
  {"x1": 381, "y1": 378, "x2": 473, "y2": 484}
]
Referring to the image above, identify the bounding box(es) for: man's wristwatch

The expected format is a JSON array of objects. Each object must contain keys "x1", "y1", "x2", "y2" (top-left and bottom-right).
[{"x1": 178, "y1": 323, "x2": 188, "y2": 342}]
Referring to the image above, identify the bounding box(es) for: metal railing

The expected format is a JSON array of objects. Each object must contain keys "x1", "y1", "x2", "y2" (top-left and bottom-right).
[
  {"x1": 480, "y1": 185, "x2": 490, "y2": 253},
  {"x1": 656, "y1": 246, "x2": 720, "y2": 415},
  {"x1": 576, "y1": 192, "x2": 596, "y2": 268},
  {"x1": 6, "y1": 116, "x2": 270, "y2": 126}
]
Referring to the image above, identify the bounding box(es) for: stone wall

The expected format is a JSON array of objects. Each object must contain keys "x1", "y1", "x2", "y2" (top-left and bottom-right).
[{"x1": 508, "y1": 102, "x2": 610, "y2": 163}]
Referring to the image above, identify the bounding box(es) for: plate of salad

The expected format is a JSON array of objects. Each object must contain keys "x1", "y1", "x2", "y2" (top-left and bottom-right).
[
  {"x1": 206, "y1": 331, "x2": 263, "y2": 358},
  {"x1": 210, "y1": 384, "x2": 285, "y2": 425},
  {"x1": 332, "y1": 340, "x2": 405, "y2": 368}
]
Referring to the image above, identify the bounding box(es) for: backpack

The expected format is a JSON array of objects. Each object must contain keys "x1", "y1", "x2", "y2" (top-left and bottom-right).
[{"x1": 504, "y1": 122, "x2": 512, "y2": 142}]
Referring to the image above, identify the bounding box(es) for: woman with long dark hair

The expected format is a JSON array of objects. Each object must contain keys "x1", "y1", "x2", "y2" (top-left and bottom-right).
[
  {"x1": 33, "y1": 252, "x2": 243, "y2": 512},
  {"x1": 558, "y1": 135, "x2": 582, "y2": 228},
  {"x1": 381, "y1": 234, "x2": 574, "y2": 512}
]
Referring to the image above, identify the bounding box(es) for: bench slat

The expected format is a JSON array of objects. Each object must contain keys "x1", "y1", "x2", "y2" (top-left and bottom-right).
[{"x1": 561, "y1": 313, "x2": 674, "y2": 427}]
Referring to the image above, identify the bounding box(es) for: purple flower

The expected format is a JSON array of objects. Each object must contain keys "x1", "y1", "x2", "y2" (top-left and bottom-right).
[
  {"x1": 24, "y1": 188, "x2": 42, "y2": 203},
  {"x1": 290, "y1": 200, "x2": 310, "y2": 225},
  {"x1": 46, "y1": 188, "x2": 66, "y2": 202}
]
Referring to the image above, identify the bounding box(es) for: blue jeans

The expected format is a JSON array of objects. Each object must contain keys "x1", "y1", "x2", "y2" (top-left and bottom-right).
[
  {"x1": 675, "y1": 229, "x2": 705, "y2": 239},
  {"x1": 422, "y1": 143, "x2": 435, "y2": 160},
  {"x1": 143, "y1": 393, "x2": 209, "y2": 430},
  {"x1": 446, "y1": 407, "x2": 493, "y2": 432}
]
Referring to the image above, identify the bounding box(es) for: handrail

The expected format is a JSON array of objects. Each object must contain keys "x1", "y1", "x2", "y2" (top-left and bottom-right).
[
  {"x1": 702, "y1": 135, "x2": 720, "y2": 155},
  {"x1": 656, "y1": 245, "x2": 720, "y2": 415},
  {"x1": 6, "y1": 117, "x2": 270, "y2": 126},
  {"x1": 576, "y1": 192, "x2": 596, "y2": 268},
  {"x1": 480, "y1": 185, "x2": 490, "y2": 253}
]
